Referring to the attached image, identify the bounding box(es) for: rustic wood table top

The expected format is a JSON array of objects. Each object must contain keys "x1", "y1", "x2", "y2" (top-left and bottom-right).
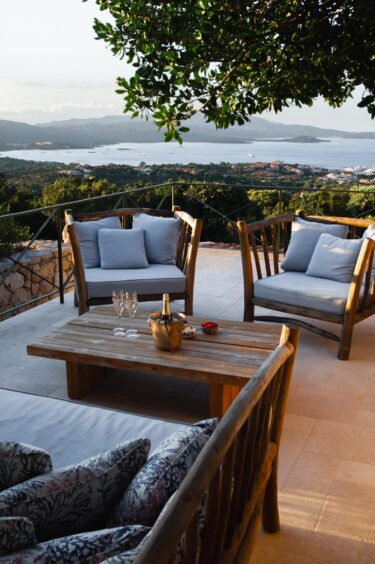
[
  {"x1": 27, "y1": 306, "x2": 282, "y2": 417},
  {"x1": 27, "y1": 306, "x2": 282, "y2": 387}
]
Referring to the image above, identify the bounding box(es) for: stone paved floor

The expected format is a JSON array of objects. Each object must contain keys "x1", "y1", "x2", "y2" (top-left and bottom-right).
[{"x1": 1, "y1": 247, "x2": 375, "y2": 563}]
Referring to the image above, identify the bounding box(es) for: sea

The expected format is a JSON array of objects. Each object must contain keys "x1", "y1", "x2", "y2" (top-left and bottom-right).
[{"x1": 1, "y1": 137, "x2": 374, "y2": 170}]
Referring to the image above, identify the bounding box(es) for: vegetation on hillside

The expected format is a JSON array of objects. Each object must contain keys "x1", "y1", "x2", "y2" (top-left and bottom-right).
[{"x1": 0, "y1": 158, "x2": 374, "y2": 248}]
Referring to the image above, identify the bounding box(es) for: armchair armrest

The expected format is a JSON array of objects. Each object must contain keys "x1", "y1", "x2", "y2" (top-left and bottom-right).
[
  {"x1": 347, "y1": 238, "x2": 375, "y2": 315},
  {"x1": 64, "y1": 210, "x2": 89, "y2": 315}
]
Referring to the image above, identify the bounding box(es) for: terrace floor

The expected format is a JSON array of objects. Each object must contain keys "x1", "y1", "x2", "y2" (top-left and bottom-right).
[{"x1": 1, "y1": 247, "x2": 375, "y2": 563}]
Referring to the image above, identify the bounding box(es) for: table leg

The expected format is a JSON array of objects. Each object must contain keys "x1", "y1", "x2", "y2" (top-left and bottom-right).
[
  {"x1": 209, "y1": 384, "x2": 241, "y2": 418},
  {"x1": 66, "y1": 362, "x2": 106, "y2": 399}
]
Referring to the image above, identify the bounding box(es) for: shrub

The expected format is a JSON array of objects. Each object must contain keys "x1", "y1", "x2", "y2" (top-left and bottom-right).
[{"x1": 0, "y1": 218, "x2": 30, "y2": 258}]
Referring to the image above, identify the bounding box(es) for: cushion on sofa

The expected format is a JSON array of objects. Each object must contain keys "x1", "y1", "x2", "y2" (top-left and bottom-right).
[
  {"x1": 0, "y1": 517, "x2": 37, "y2": 556},
  {"x1": 0, "y1": 439, "x2": 150, "y2": 541},
  {"x1": 108, "y1": 418, "x2": 217, "y2": 527},
  {"x1": 254, "y1": 271, "x2": 359, "y2": 316},
  {"x1": 98, "y1": 228, "x2": 149, "y2": 269},
  {"x1": 133, "y1": 213, "x2": 180, "y2": 265},
  {"x1": 293, "y1": 217, "x2": 348, "y2": 238},
  {"x1": 1, "y1": 525, "x2": 149, "y2": 564},
  {"x1": 281, "y1": 228, "x2": 326, "y2": 272},
  {"x1": 0, "y1": 441, "x2": 52, "y2": 492},
  {"x1": 306, "y1": 233, "x2": 363, "y2": 283},
  {"x1": 75, "y1": 216, "x2": 121, "y2": 268},
  {"x1": 85, "y1": 264, "x2": 186, "y2": 298}
]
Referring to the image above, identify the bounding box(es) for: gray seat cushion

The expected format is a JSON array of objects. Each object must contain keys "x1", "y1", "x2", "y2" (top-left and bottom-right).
[
  {"x1": 363, "y1": 225, "x2": 375, "y2": 280},
  {"x1": 0, "y1": 390, "x2": 188, "y2": 469},
  {"x1": 254, "y1": 272, "x2": 355, "y2": 316},
  {"x1": 85, "y1": 264, "x2": 186, "y2": 298}
]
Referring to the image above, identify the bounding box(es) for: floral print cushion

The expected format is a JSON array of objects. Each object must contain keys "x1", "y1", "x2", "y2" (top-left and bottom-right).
[
  {"x1": 0, "y1": 517, "x2": 37, "y2": 556},
  {"x1": 0, "y1": 441, "x2": 52, "y2": 492},
  {"x1": 0, "y1": 525, "x2": 149, "y2": 564},
  {"x1": 108, "y1": 419, "x2": 217, "y2": 527},
  {"x1": 0, "y1": 439, "x2": 150, "y2": 541}
]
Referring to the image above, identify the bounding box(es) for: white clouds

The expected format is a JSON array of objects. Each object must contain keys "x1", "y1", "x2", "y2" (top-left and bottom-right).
[{"x1": 0, "y1": 1, "x2": 374, "y2": 131}]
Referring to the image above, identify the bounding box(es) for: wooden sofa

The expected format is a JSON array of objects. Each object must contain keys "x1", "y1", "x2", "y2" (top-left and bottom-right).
[
  {"x1": 237, "y1": 211, "x2": 375, "y2": 360},
  {"x1": 64, "y1": 207, "x2": 202, "y2": 316},
  {"x1": 1, "y1": 326, "x2": 298, "y2": 563}
]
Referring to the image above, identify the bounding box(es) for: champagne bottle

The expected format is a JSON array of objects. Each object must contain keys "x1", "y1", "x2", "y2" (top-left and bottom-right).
[{"x1": 161, "y1": 293, "x2": 171, "y2": 321}]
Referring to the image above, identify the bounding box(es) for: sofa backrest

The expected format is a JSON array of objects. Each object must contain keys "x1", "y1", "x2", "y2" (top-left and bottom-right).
[{"x1": 135, "y1": 326, "x2": 299, "y2": 564}]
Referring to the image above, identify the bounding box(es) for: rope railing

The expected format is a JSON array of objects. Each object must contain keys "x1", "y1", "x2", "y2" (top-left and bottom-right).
[{"x1": 0, "y1": 181, "x2": 374, "y2": 319}]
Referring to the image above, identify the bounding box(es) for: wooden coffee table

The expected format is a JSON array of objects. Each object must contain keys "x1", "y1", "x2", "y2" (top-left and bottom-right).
[{"x1": 27, "y1": 306, "x2": 282, "y2": 418}]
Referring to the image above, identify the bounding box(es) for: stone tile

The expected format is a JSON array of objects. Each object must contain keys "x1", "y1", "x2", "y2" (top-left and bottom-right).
[
  {"x1": 278, "y1": 429, "x2": 310, "y2": 488},
  {"x1": 304, "y1": 420, "x2": 375, "y2": 466},
  {"x1": 315, "y1": 460, "x2": 375, "y2": 542},
  {"x1": 355, "y1": 410, "x2": 375, "y2": 428},
  {"x1": 284, "y1": 413, "x2": 316, "y2": 435},
  {"x1": 359, "y1": 541, "x2": 375, "y2": 563},
  {"x1": 251, "y1": 544, "x2": 329, "y2": 563},
  {"x1": 257, "y1": 525, "x2": 362, "y2": 564},
  {"x1": 287, "y1": 386, "x2": 361, "y2": 424}
]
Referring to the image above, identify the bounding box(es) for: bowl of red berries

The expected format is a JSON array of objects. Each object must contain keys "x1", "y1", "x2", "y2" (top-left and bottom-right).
[{"x1": 201, "y1": 321, "x2": 219, "y2": 335}]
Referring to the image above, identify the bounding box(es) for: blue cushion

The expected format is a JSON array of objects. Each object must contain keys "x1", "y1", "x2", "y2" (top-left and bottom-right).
[
  {"x1": 294, "y1": 217, "x2": 348, "y2": 238},
  {"x1": 0, "y1": 439, "x2": 150, "y2": 541},
  {"x1": 133, "y1": 213, "x2": 180, "y2": 265},
  {"x1": 306, "y1": 233, "x2": 363, "y2": 283},
  {"x1": 98, "y1": 228, "x2": 149, "y2": 269},
  {"x1": 75, "y1": 216, "x2": 121, "y2": 268},
  {"x1": 3, "y1": 525, "x2": 149, "y2": 563},
  {"x1": 0, "y1": 516, "x2": 37, "y2": 556},
  {"x1": 281, "y1": 228, "x2": 325, "y2": 272},
  {"x1": 0, "y1": 440, "x2": 52, "y2": 492},
  {"x1": 281, "y1": 218, "x2": 348, "y2": 272},
  {"x1": 108, "y1": 418, "x2": 217, "y2": 527}
]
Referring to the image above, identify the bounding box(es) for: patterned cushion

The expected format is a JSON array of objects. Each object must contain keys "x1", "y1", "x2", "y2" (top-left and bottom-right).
[
  {"x1": 0, "y1": 517, "x2": 37, "y2": 556},
  {"x1": 0, "y1": 440, "x2": 52, "y2": 492},
  {"x1": 0, "y1": 439, "x2": 150, "y2": 541},
  {"x1": 108, "y1": 419, "x2": 217, "y2": 527},
  {"x1": 1, "y1": 525, "x2": 149, "y2": 563}
]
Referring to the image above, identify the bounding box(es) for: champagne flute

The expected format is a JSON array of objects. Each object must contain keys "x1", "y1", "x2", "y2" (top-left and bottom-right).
[
  {"x1": 112, "y1": 289, "x2": 126, "y2": 336},
  {"x1": 125, "y1": 290, "x2": 138, "y2": 338}
]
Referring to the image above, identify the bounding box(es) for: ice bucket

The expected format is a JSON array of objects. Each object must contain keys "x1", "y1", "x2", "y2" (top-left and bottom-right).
[{"x1": 148, "y1": 312, "x2": 187, "y2": 351}]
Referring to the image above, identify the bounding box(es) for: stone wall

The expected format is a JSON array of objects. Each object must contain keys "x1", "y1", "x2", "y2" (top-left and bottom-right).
[{"x1": 0, "y1": 241, "x2": 73, "y2": 319}]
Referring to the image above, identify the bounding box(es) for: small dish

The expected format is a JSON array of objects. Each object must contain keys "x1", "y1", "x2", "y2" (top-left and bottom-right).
[
  {"x1": 181, "y1": 325, "x2": 197, "y2": 339},
  {"x1": 201, "y1": 321, "x2": 218, "y2": 335}
]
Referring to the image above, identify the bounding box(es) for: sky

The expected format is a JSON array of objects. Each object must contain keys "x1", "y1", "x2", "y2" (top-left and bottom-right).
[{"x1": 0, "y1": 0, "x2": 374, "y2": 132}]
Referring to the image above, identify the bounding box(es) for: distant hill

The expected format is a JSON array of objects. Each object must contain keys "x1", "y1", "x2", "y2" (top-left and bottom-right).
[{"x1": 0, "y1": 114, "x2": 374, "y2": 151}]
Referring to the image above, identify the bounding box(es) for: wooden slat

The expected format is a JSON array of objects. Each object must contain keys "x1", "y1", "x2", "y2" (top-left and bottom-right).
[
  {"x1": 249, "y1": 232, "x2": 262, "y2": 279},
  {"x1": 271, "y1": 223, "x2": 279, "y2": 274},
  {"x1": 261, "y1": 227, "x2": 271, "y2": 277}
]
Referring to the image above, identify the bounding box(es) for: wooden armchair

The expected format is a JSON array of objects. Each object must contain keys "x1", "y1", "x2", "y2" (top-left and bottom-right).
[
  {"x1": 65, "y1": 207, "x2": 202, "y2": 316},
  {"x1": 237, "y1": 211, "x2": 375, "y2": 360},
  {"x1": 136, "y1": 326, "x2": 299, "y2": 564}
]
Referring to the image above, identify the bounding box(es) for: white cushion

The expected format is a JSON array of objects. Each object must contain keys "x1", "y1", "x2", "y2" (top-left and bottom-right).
[
  {"x1": 98, "y1": 228, "x2": 148, "y2": 269},
  {"x1": 254, "y1": 272, "x2": 355, "y2": 316},
  {"x1": 133, "y1": 213, "x2": 180, "y2": 265},
  {"x1": 306, "y1": 233, "x2": 363, "y2": 283},
  {"x1": 85, "y1": 264, "x2": 186, "y2": 298},
  {"x1": 75, "y1": 217, "x2": 121, "y2": 268}
]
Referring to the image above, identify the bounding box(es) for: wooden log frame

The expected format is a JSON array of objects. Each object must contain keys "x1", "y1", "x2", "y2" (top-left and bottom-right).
[
  {"x1": 135, "y1": 326, "x2": 299, "y2": 564},
  {"x1": 64, "y1": 207, "x2": 202, "y2": 316},
  {"x1": 237, "y1": 211, "x2": 375, "y2": 360}
]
